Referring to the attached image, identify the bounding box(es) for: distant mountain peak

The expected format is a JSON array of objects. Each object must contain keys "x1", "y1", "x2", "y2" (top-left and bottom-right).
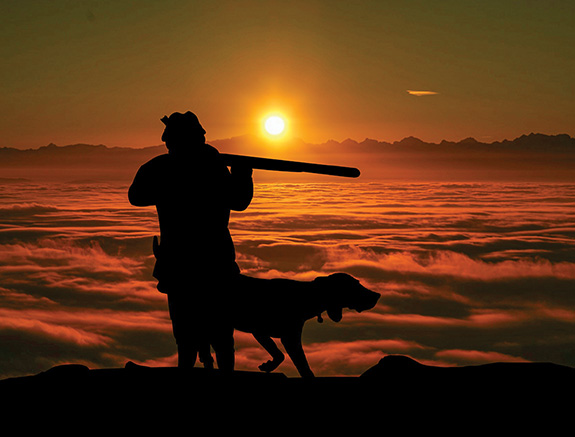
[
  {"x1": 459, "y1": 137, "x2": 479, "y2": 144},
  {"x1": 395, "y1": 136, "x2": 427, "y2": 146}
]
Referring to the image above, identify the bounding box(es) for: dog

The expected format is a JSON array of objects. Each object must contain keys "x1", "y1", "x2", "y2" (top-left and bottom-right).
[
  {"x1": 222, "y1": 272, "x2": 381, "y2": 378},
  {"x1": 153, "y1": 237, "x2": 379, "y2": 376}
]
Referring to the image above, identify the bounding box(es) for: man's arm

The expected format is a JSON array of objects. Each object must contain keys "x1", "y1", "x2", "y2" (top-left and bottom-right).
[
  {"x1": 229, "y1": 165, "x2": 253, "y2": 211},
  {"x1": 128, "y1": 161, "x2": 160, "y2": 207}
]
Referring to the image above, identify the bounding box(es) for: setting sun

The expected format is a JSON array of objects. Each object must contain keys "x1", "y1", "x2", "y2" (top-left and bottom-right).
[{"x1": 264, "y1": 116, "x2": 286, "y2": 136}]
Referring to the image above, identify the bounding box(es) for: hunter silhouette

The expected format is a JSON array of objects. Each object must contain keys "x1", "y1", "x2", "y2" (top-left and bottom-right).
[{"x1": 128, "y1": 111, "x2": 253, "y2": 371}]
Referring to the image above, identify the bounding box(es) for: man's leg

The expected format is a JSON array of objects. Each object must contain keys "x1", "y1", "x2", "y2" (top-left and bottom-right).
[
  {"x1": 176, "y1": 342, "x2": 198, "y2": 368},
  {"x1": 168, "y1": 291, "x2": 200, "y2": 369},
  {"x1": 210, "y1": 323, "x2": 235, "y2": 372}
]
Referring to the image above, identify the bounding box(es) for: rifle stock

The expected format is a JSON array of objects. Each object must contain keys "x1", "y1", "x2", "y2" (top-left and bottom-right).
[{"x1": 220, "y1": 153, "x2": 360, "y2": 178}]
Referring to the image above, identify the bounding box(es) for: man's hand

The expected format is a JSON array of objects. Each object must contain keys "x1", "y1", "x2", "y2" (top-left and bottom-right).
[{"x1": 230, "y1": 165, "x2": 253, "y2": 177}]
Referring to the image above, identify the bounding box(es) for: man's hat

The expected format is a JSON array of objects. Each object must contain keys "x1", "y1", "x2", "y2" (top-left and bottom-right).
[{"x1": 161, "y1": 111, "x2": 206, "y2": 141}]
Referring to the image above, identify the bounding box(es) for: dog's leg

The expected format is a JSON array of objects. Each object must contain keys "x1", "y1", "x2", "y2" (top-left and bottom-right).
[
  {"x1": 253, "y1": 334, "x2": 285, "y2": 373},
  {"x1": 281, "y1": 333, "x2": 315, "y2": 378},
  {"x1": 198, "y1": 343, "x2": 214, "y2": 370}
]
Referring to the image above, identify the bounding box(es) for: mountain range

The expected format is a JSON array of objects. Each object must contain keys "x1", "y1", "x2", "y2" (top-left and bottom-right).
[{"x1": 1, "y1": 133, "x2": 573, "y2": 182}]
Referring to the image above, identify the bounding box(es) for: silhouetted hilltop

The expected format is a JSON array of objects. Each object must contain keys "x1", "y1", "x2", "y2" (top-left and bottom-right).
[
  {"x1": 2, "y1": 355, "x2": 573, "y2": 413},
  {"x1": 1, "y1": 133, "x2": 574, "y2": 182},
  {"x1": 361, "y1": 354, "x2": 575, "y2": 389},
  {"x1": 2, "y1": 356, "x2": 572, "y2": 434}
]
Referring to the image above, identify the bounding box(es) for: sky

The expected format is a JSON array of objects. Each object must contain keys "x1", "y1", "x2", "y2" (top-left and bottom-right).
[{"x1": 1, "y1": 0, "x2": 574, "y2": 149}]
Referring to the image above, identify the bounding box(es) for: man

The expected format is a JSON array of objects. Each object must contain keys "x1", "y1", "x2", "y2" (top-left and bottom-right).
[{"x1": 128, "y1": 111, "x2": 253, "y2": 371}]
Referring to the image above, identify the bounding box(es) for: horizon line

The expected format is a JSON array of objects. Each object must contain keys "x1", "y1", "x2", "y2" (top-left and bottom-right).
[{"x1": 3, "y1": 131, "x2": 574, "y2": 151}]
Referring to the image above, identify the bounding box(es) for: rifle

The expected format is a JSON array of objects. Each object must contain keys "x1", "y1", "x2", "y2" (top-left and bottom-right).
[{"x1": 220, "y1": 153, "x2": 360, "y2": 178}]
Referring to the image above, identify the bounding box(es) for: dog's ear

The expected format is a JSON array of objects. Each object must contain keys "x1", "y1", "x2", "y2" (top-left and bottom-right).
[{"x1": 327, "y1": 306, "x2": 343, "y2": 323}]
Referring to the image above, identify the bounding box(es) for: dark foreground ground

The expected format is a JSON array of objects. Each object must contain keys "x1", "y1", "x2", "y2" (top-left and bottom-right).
[{"x1": 1, "y1": 355, "x2": 573, "y2": 430}]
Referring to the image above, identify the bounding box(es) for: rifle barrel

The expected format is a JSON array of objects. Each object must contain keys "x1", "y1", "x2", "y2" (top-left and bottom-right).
[{"x1": 220, "y1": 153, "x2": 360, "y2": 178}]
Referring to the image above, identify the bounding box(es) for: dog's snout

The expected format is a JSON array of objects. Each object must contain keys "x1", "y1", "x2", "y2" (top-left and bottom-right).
[
  {"x1": 367, "y1": 291, "x2": 380, "y2": 308},
  {"x1": 352, "y1": 289, "x2": 380, "y2": 312}
]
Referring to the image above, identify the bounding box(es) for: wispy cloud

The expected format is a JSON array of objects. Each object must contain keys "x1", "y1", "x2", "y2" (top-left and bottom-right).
[{"x1": 407, "y1": 90, "x2": 439, "y2": 96}]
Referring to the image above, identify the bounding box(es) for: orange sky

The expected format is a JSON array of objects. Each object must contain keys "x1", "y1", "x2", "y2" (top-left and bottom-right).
[
  {"x1": 1, "y1": 0, "x2": 574, "y2": 149},
  {"x1": 2, "y1": 1, "x2": 575, "y2": 380}
]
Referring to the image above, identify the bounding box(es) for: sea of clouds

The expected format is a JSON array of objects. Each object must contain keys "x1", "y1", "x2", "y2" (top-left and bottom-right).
[{"x1": 1, "y1": 180, "x2": 574, "y2": 378}]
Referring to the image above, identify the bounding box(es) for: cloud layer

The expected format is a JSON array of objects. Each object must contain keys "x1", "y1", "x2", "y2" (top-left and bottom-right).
[{"x1": 1, "y1": 180, "x2": 574, "y2": 378}]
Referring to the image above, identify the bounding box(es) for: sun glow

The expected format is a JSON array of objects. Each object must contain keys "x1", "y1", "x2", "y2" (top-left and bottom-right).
[{"x1": 264, "y1": 116, "x2": 286, "y2": 136}]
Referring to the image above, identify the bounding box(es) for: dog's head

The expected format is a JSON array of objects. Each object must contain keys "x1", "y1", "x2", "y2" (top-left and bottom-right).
[{"x1": 313, "y1": 273, "x2": 380, "y2": 322}]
